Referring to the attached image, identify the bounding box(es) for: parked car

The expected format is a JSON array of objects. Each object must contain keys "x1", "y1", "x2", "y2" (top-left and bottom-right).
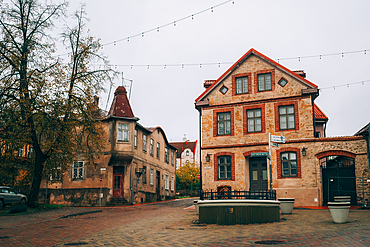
[{"x1": 0, "y1": 186, "x2": 27, "y2": 207}]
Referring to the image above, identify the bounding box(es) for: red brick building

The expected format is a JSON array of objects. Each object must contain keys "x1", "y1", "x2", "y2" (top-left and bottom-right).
[{"x1": 195, "y1": 48, "x2": 369, "y2": 206}]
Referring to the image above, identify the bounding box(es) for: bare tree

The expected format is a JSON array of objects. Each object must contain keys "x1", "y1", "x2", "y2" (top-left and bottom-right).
[{"x1": 0, "y1": 0, "x2": 114, "y2": 207}]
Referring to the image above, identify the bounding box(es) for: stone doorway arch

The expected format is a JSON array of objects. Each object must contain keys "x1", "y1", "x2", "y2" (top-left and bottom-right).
[{"x1": 316, "y1": 150, "x2": 356, "y2": 205}]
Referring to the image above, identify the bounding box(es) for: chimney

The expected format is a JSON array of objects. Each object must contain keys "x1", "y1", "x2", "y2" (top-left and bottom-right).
[
  {"x1": 293, "y1": 70, "x2": 306, "y2": 78},
  {"x1": 204, "y1": 80, "x2": 216, "y2": 89}
]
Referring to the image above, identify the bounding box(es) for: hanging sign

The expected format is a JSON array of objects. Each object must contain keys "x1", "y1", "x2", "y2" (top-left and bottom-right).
[
  {"x1": 270, "y1": 135, "x2": 285, "y2": 143},
  {"x1": 250, "y1": 152, "x2": 269, "y2": 157}
]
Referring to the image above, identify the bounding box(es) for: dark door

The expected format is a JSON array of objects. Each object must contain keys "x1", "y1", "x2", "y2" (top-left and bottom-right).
[
  {"x1": 156, "y1": 171, "x2": 160, "y2": 201},
  {"x1": 322, "y1": 156, "x2": 356, "y2": 205},
  {"x1": 113, "y1": 166, "x2": 124, "y2": 198},
  {"x1": 249, "y1": 157, "x2": 268, "y2": 191}
]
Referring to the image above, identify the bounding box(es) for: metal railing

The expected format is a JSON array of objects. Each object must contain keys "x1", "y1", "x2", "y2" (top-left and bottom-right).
[
  {"x1": 327, "y1": 177, "x2": 370, "y2": 207},
  {"x1": 200, "y1": 190, "x2": 276, "y2": 201}
]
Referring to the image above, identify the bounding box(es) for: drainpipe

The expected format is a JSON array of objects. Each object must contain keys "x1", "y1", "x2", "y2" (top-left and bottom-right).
[
  {"x1": 199, "y1": 109, "x2": 202, "y2": 192},
  {"x1": 130, "y1": 160, "x2": 134, "y2": 204},
  {"x1": 367, "y1": 123, "x2": 370, "y2": 180}
]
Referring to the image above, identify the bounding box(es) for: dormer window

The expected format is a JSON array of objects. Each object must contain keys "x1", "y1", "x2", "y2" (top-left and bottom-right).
[{"x1": 258, "y1": 73, "x2": 272, "y2": 91}]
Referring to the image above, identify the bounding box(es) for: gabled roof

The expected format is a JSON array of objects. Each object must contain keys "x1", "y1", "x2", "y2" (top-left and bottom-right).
[
  {"x1": 195, "y1": 48, "x2": 318, "y2": 103},
  {"x1": 314, "y1": 104, "x2": 328, "y2": 121},
  {"x1": 140, "y1": 126, "x2": 178, "y2": 151},
  {"x1": 169, "y1": 140, "x2": 197, "y2": 158},
  {"x1": 107, "y1": 86, "x2": 137, "y2": 120},
  {"x1": 354, "y1": 122, "x2": 369, "y2": 136}
]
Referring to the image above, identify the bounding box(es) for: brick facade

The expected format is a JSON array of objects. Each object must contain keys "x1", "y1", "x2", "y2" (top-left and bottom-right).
[{"x1": 196, "y1": 49, "x2": 369, "y2": 207}]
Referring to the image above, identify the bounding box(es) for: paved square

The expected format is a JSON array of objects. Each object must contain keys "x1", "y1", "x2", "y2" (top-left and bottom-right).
[{"x1": 1, "y1": 198, "x2": 369, "y2": 246}]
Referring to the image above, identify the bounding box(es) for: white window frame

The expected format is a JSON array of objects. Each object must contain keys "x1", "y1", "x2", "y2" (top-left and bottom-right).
[
  {"x1": 134, "y1": 129, "x2": 138, "y2": 148},
  {"x1": 150, "y1": 139, "x2": 154, "y2": 156},
  {"x1": 236, "y1": 76, "x2": 248, "y2": 94},
  {"x1": 156, "y1": 142, "x2": 160, "y2": 158},
  {"x1": 18, "y1": 147, "x2": 24, "y2": 157},
  {"x1": 118, "y1": 123, "x2": 129, "y2": 142},
  {"x1": 150, "y1": 168, "x2": 154, "y2": 185},
  {"x1": 72, "y1": 161, "x2": 84, "y2": 180},
  {"x1": 171, "y1": 150, "x2": 175, "y2": 166},
  {"x1": 258, "y1": 73, "x2": 272, "y2": 91},
  {"x1": 171, "y1": 176, "x2": 175, "y2": 191},
  {"x1": 165, "y1": 174, "x2": 169, "y2": 190},
  {"x1": 143, "y1": 134, "x2": 147, "y2": 152},
  {"x1": 165, "y1": 147, "x2": 169, "y2": 163}
]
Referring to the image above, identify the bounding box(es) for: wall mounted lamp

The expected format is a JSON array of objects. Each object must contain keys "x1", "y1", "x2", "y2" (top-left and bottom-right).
[
  {"x1": 302, "y1": 147, "x2": 307, "y2": 156},
  {"x1": 206, "y1": 154, "x2": 212, "y2": 162},
  {"x1": 135, "y1": 167, "x2": 146, "y2": 179}
]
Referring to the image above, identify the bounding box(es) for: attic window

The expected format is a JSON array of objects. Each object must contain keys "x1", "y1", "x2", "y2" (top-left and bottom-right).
[
  {"x1": 220, "y1": 85, "x2": 228, "y2": 94},
  {"x1": 278, "y1": 78, "x2": 288, "y2": 87}
]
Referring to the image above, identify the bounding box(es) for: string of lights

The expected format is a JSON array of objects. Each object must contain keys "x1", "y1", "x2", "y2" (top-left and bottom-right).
[
  {"x1": 98, "y1": 48, "x2": 369, "y2": 69},
  {"x1": 319, "y1": 79, "x2": 369, "y2": 91},
  {"x1": 102, "y1": 0, "x2": 234, "y2": 47},
  {"x1": 57, "y1": 0, "x2": 234, "y2": 57}
]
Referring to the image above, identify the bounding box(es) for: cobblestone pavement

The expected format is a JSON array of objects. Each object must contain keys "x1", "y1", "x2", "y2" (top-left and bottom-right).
[{"x1": 0, "y1": 198, "x2": 369, "y2": 246}]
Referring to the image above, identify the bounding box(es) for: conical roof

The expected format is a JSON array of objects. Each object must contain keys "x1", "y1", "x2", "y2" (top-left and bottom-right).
[{"x1": 107, "y1": 86, "x2": 135, "y2": 118}]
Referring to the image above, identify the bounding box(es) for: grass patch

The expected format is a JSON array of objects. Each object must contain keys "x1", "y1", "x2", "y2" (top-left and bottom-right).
[
  {"x1": 176, "y1": 196, "x2": 190, "y2": 199},
  {"x1": 0, "y1": 203, "x2": 65, "y2": 216}
]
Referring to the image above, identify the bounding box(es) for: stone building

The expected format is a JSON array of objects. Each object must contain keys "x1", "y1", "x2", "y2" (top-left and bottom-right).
[
  {"x1": 40, "y1": 86, "x2": 177, "y2": 206},
  {"x1": 195, "y1": 48, "x2": 369, "y2": 207},
  {"x1": 170, "y1": 140, "x2": 198, "y2": 169}
]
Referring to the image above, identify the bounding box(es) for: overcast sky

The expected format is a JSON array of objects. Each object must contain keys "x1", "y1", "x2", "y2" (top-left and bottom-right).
[{"x1": 64, "y1": 0, "x2": 370, "y2": 142}]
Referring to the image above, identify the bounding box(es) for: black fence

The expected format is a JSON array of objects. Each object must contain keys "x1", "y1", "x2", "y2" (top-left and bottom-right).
[{"x1": 200, "y1": 190, "x2": 276, "y2": 201}]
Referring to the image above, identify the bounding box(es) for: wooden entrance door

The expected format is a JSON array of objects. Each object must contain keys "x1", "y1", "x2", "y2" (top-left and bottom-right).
[
  {"x1": 113, "y1": 166, "x2": 124, "y2": 198},
  {"x1": 249, "y1": 157, "x2": 268, "y2": 191}
]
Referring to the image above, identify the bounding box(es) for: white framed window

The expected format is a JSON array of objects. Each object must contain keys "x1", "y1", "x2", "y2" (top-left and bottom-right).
[
  {"x1": 217, "y1": 112, "x2": 231, "y2": 135},
  {"x1": 186, "y1": 150, "x2": 189, "y2": 156},
  {"x1": 118, "y1": 123, "x2": 129, "y2": 142},
  {"x1": 279, "y1": 105, "x2": 295, "y2": 130},
  {"x1": 150, "y1": 168, "x2": 154, "y2": 185},
  {"x1": 258, "y1": 73, "x2": 272, "y2": 91},
  {"x1": 72, "y1": 161, "x2": 84, "y2": 180},
  {"x1": 247, "y1": 108, "x2": 262, "y2": 133},
  {"x1": 171, "y1": 176, "x2": 175, "y2": 191},
  {"x1": 50, "y1": 166, "x2": 62, "y2": 181},
  {"x1": 18, "y1": 147, "x2": 24, "y2": 157},
  {"x1": 165, "y1": 174, "x2": 169, "y2": 190},
  {"x1": 134, "y1": 129, "x2": 138, "y2": 148},
  {"x1": 143, "y1": 134, "x2": 147, "y2": 152},
  {"x1": 150, "y1": 139, "x2": 154, "y2": 155},
  {"x1": 236, "y1": 76, "x2": 248, "y2": 94},
  {"x1": 165, "y1": 147, "x2": 169, "y2": 163},
  {"x1": 171, "y1": 150, "x2": 175, "y2": 166},
  {"x1": 156, "y1": 142, "x2": 160, "y2": 158},
  {"x1": 142, "y1": 166, "x2": 147, "y2": 184}
]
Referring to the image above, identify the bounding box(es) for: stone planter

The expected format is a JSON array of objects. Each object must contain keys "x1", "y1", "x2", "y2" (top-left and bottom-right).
[
  {"x1": 328, "y1": 202, "x2": 350, "y2": 223},
  {"x1": 194, "y1": 200, "x2": 200, "y2": 215},
  {"x1": 334, "y1": 196, "x2": 351, "y2": 203},
  {"x1": 278, "y1": 198, "x2": 295, "y2": 214},
  {"x1": 198, "y1": 199, "x2": 281, "y2": 225}
]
